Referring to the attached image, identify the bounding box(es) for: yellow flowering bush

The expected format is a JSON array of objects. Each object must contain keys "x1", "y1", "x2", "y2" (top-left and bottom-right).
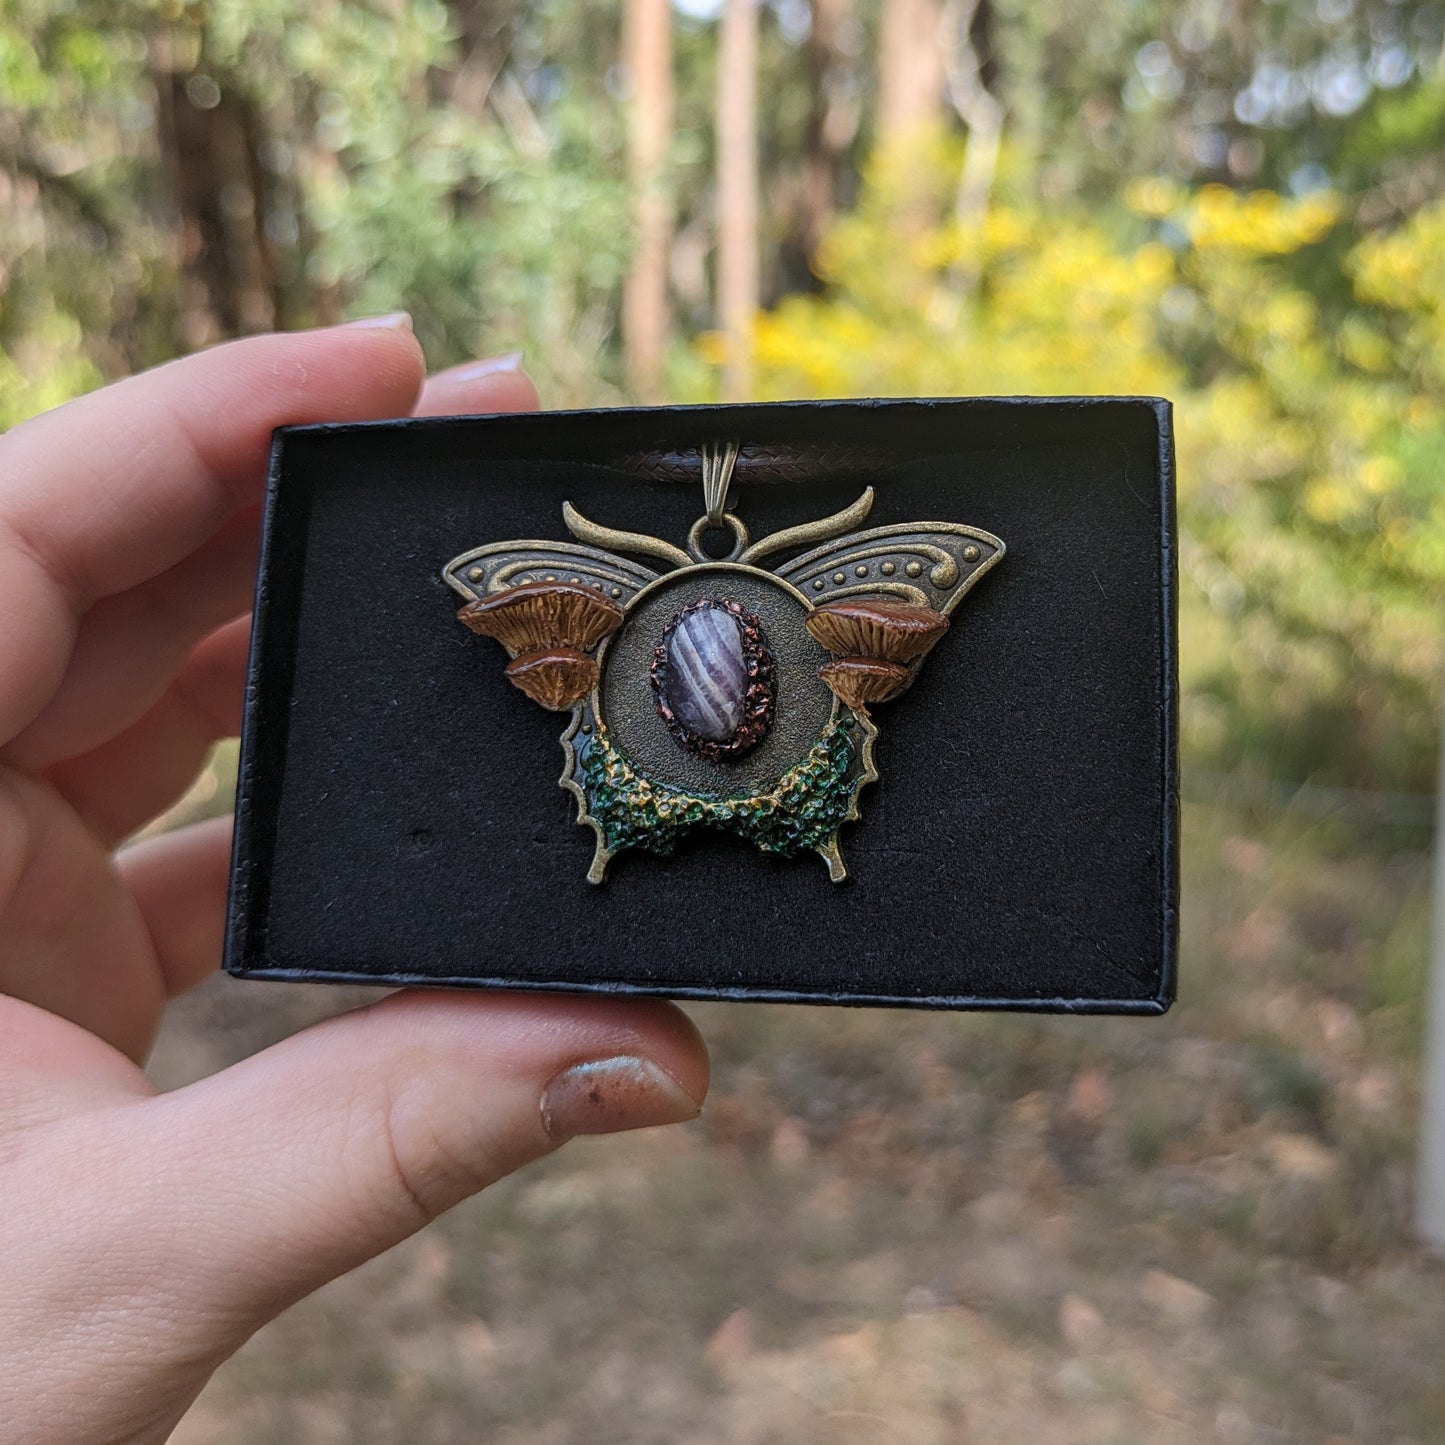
[{"x1": 714, "y1": 145, "x2": 1445, "y2": 787}]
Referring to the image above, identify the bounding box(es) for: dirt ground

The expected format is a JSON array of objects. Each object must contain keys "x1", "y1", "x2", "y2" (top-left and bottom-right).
[{"x1": 154, "y1": 798, "x2": 1445, "y2": 1444}]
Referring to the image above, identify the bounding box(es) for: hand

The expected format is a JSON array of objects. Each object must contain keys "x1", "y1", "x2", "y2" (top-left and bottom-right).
[{"x1": 0, "y1": 317, "x2": 710, "y2": 1445}]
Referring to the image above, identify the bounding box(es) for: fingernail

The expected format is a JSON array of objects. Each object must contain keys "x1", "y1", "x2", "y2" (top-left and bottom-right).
[
  {"x1": 541, "y1": 1056, "x2": 702, "y2": 1141},
  {"x1": 438, "y1": 350, "x2": 525, "y2": 382},
  {"x1": 344, "y1": 311, "x2": 413, "y2": 330}
]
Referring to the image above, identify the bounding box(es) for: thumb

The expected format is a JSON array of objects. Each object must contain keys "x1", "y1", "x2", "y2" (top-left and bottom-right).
[{"x1": 139, "y1": 990, "x2": 708, "y2": 1325}]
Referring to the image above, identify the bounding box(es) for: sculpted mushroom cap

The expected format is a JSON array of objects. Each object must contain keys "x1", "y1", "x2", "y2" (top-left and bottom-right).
[
  {"x1": 459, "y1": 580, "x2": 624, "y2": 655},
  {"x1": 817, "y1": 658, "x2": 912, "y2": 709},
  {"x1": 504, "y1": 649, "x2": 599, "y2": 710},
  {"x1": 805, "y1": 598, "x2": 949, "y2": 664}
]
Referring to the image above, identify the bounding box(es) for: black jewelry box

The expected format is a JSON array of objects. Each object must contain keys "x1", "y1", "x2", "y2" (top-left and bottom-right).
[{"x1": 225, "y1": 397, "x2": 1178, "y2": 1013}]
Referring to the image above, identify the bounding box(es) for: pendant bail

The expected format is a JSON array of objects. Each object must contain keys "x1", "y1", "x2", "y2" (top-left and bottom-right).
[{"x1": 701, "y1": 438, "x2": 739, "y2": 529}]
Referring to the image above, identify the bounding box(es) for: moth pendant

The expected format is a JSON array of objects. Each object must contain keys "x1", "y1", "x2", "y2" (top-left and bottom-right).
[{"x1": 443, "y1": 443, "x2": 1004, "y2": 883}]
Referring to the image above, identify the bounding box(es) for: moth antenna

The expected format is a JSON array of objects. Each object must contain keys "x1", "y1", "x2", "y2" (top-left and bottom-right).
[
  {"x1": 562, "y1": 502, "x2": 691, "y2": 570},
  {"x1": 736, "y1": 487, "x2": 875, "y2": 566}
]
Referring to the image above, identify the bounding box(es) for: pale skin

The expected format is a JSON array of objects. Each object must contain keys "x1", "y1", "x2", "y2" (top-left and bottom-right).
[{"x1": 0, "y1": 315, "x2": 711, "y2": 1445}]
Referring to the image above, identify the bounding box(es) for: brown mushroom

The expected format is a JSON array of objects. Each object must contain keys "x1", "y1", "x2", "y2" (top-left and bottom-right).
[
  {"x1": 805, "y1": 598, "x2": 949, "y2": 664},
  {"x1": 459, "y1": 581, "x2": 624, "y2": 711},
  {"x1": 817, "y1": 658, "x2": 912, "y2": 709},
  {"x1": 504, "y1": 649, "x2": 599, "y2": 711},
  {"x1": 458, "y1": 580, "x2": 624, "y2": 654}
]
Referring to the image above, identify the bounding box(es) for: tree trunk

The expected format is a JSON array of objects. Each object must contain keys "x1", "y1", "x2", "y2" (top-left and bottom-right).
[
  {"x1": 876, "y1": 0, "x2": 946, "y2": 146},
  {"x1": 942, "y1": 0, "x2": 1002, "y2": 298},
  {"x1": 1419, "y1": 693, "x2": 1445, "y2": 1252},
  {"x1": 715, "y1": 0, "x2": 759, "y2": 403},
  {"x1": 621, "y1": 0, "x2": 674, "y2": 403},
  {"x1": 801, "y1": 0, "x2": 859, "y2": 278},
  {"x1": 153, "y1": 29, "x2": 278, "y2": 347}
]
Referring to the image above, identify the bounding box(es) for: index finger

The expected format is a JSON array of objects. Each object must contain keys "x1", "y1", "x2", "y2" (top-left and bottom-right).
[{"x1": 0, "y1": 317, "x2": 426, "y2": 746}]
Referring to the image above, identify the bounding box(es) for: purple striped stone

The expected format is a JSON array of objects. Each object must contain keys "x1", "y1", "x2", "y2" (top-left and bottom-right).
[{"x1": 664, "y1": 604, "x2": 749, "y2": 742}]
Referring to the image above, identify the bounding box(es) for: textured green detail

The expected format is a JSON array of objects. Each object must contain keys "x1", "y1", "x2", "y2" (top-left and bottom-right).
[{"x1": 578, "y1": 719, "x2": 861, "y2": 860}]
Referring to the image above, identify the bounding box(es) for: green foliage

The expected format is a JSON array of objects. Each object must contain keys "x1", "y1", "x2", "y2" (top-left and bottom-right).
[
  {"x1": 221, "y1": 0, "x2": 633, "y2": 382},
  {"x1": 0, "y1": 0, "x2": 633, "y2": 405},
  {"x1": 991, "y1": 0, "x2": 1445, "y2": 200},
  {"x1": 0, "y1": 311, "x2": 101, "y2": 431}
]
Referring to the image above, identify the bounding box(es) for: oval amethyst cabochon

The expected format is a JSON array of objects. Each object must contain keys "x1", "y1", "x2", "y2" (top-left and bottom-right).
[
  {"x1": 599, "y1": 565, "x2": 835, "y2": 797},
  {"x1": 663, "y1": 604, "x2": 749, "y2": 742}
]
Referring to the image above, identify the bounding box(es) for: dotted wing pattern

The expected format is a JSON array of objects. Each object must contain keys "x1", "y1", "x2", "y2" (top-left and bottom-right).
[
  {"x1": 774, "y1": 523, "x2": 1006, "y2": 615},
  {"x1": 442, "y1": 541, "x2": 661, "y2": 609}
]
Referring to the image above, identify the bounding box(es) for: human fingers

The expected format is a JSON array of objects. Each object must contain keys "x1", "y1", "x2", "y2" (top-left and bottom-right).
[
  {"x1": 43, "y1": 616, "x2": 249, "y2": 846},
  {"x1": 157, "y1": 990, "x2": 708, "y2": 1311},
  {"x1": 412, "y1": 350, "x2": 539, "y2": 417},
  {"x1": 7, "y1": 512, "x2": 258, "y2": 771},
  {"x1": 0, "y1": 316, "x2": 424, "y2": 751},
  {"x1": 9, "y1": 350, "x2": 540, "y2": 769},
  {"x1": 113, "y1": 815, "x2": 233, "y2": 1000},
  {"x1": 0, "y1": 993, "x2": 154, "y2": 1137},
  {"x1": 0, "y1": 765, "x2": 165, "y2": 1061},
  {"x1": 1, "y1": 992, "x2": 708, "y2": 1444},
  {"x1": 0, "y1": 622, "x2": 242, "y2": 1060}
]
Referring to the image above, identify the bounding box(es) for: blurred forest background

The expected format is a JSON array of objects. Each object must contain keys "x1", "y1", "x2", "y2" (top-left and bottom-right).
[
  {"x1": 7, "y1": 0, "x2": 1445, "y2": 1440},
  {"x1": 5, "y1": 0, "x2": 1445, "y2": 789}
]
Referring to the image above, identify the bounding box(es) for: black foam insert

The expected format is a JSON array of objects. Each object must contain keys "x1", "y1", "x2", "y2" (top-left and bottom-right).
[{"x1": 226, "y1": 398, "x2": 1178, "y2": 1012}]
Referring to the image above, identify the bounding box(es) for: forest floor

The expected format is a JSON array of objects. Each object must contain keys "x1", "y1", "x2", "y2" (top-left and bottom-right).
[{"x1": 156, "y1": 795, "x2": 1445, "y2": 1445}]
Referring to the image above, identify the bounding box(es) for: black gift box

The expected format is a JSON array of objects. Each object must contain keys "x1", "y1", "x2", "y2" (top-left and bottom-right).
[{"x1": 225, "y1": 397, "x2": 1178, "y2": 1013}]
